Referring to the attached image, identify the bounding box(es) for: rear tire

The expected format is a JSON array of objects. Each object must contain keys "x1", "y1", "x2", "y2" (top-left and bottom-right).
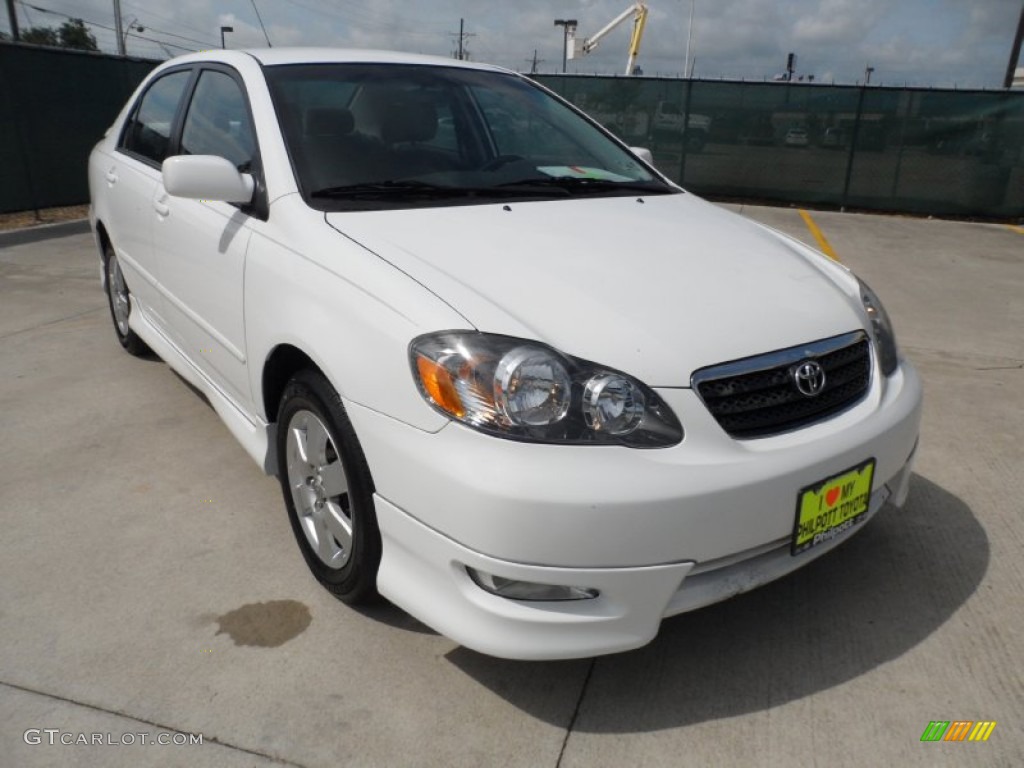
[
  {"x1": 276, "y1": 369, "x2": 381, "y2": 604},
  {"x1": 103, "y1": 243, "x2": 149, "y2": 356}
]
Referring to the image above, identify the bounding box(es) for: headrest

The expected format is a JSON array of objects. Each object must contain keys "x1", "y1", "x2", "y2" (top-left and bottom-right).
[
  {"x1": 380, "y1": 99, "x2": 438, "y2": 144},
  {"x1": 305, "y1": 107, "x2": 355, "y2": 137}
]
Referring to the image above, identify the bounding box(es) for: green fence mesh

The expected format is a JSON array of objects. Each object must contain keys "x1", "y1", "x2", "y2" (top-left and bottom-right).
[
  {"x1": 537, "y1": 75, "x2": 1024, "y2": 218},
  {"x1": 1, "y1": 46, "x2": 1021, "y2": 218},
  {"x1": 0, "y1": 43, "x2": 157, "y2": 213}
]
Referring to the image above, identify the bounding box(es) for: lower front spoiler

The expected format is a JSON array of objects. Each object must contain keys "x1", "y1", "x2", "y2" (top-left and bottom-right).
[
  {"x1": 375, "y1": 495, "x2": 692, "y2": 660},
  {"x1": 373, "y1": 454, "x2": 914, "y2": 661}
]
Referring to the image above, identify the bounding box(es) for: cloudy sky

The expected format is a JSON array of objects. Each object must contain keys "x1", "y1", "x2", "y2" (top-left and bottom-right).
[{"x1": 5, "y1": 0, "x2": 1022, "y2": 87}]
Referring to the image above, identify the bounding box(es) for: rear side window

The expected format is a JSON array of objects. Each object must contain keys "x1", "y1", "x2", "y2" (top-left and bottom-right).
[
  {"x1": 120, "y1": 70, "x2": 191, "y2": 165},
  {"x1": 180, "y1": 70, "x2": 256, "y2": 171}
]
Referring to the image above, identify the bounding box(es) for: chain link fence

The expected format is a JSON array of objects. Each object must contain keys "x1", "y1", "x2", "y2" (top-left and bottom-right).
[{"x1": 537, "y1": 75, "x2": 1024, "y2": 218}]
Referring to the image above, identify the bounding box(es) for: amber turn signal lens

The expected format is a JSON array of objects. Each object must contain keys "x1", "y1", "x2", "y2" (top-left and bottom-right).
[{"x1": 416, "y1": 354, "x2": 465, "y2": 418}]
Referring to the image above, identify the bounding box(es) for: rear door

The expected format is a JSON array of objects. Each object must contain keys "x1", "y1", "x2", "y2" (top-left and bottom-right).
[{"x1": 108, "y1": 68, "x2": 193, "y2": 328}]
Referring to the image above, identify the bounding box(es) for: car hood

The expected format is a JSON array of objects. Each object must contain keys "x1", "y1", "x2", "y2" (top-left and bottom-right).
[{"x1": 325, "y1": 193, "x2": 864, "y2": 386}]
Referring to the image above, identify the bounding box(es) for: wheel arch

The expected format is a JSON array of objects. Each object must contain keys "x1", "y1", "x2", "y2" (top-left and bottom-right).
[
  {"x1": 95, "y1": 220, "x2": 111, "y2": 249},
  {"x1": 262, "y1": 343, "x2": 320, "y2": 424},
  {"x1": 94, "y1": 221, "x2": 112, "y2": 293},
  {"x1": 95, "y1": 220, "x2": 113, "y2": 267}
]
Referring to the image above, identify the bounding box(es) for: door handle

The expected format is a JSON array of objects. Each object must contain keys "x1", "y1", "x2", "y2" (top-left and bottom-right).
[
  {"x1": 153, "y1": 196, "x2": 170, "y2": 217},
  {"x1": 105, "y1": 168, "x2": 118, "y2": 184}
]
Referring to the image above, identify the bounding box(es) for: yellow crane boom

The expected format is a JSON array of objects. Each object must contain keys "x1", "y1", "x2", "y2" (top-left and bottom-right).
[{"x1": 567, "y1": 3, "x2": 650, "y2": 76}]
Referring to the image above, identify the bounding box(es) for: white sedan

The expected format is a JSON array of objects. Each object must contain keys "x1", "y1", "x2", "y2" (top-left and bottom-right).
[{"x1": 89, "y1": 48, "x2": 922, "y2": 660}]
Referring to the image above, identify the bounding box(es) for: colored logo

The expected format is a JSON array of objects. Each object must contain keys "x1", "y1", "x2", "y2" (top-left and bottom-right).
[{"x1": 920, "y1": 721, "x2": 997, "y2": 742}]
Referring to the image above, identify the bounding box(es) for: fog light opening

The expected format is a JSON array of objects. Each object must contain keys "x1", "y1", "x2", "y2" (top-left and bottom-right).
[{"x1": 466, "y1": 567, "x2": 599, "y2": 601}]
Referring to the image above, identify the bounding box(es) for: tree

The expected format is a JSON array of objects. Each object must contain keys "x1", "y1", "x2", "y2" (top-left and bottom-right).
[
  {"x1": 17, "y1": 19, "x2": 98, "y2": 51},
  {"x1": 58, "y1": 18, "x2": 98, "y2": 51},
  {"x1": 20, "y1": 26, "x2": 59, "y2": 47}
]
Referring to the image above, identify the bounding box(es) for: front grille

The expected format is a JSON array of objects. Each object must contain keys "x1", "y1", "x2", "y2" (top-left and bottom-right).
[{"x1": 693, "y1": 331, "x2": 871, "y2": 438}]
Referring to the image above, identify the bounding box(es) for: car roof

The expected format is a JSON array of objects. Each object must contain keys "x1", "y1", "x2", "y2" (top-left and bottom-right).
[{"x1": 162, "y1": 47, "x2": 509, "y2": 74}]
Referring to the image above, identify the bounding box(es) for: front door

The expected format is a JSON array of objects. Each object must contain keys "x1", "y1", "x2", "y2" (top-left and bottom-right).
[{"x1": 151, "y1": 67, "x2": 258, "y2": 406}]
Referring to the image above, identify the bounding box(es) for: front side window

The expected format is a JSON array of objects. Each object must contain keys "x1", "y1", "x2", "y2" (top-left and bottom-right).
[
  {"x1": 180, "y1": 70, "x2": 256, "y2": 171},
  {"x1": 120, "y1": 70, "x2": 191, "y2": 165},
  {"x1": 265, "y1": 63, "x2": 676, "y2": 210}
]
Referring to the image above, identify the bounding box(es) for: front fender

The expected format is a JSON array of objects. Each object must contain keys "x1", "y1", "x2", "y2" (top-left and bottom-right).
[{"x1": 244, "y1": 210, "x2": 469, "y2": 433}]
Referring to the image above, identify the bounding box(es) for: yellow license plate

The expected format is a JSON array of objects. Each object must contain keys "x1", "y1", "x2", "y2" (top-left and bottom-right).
[{"x1": 792, "y1": 459, "x2": 875, "y2": 555}]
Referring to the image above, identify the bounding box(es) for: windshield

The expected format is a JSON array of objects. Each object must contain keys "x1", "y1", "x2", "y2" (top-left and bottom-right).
[{"x1": 264, "y1": 63, "x2": 676, "y2": 210}]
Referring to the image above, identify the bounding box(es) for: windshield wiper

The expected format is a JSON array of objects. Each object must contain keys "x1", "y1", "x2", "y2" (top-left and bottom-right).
[
  {"x1": 311, "y1": 180, "x2": 462, "y2": 199},
  {"x1": 497, "y1": 176, "x2": 671, "y2": 196},
  {"x1": 308, "y1": 176, "x2": 671, "y2": 204},
  {"x1": 310, "y1": 180, "x2": 572, "y2": 201}
]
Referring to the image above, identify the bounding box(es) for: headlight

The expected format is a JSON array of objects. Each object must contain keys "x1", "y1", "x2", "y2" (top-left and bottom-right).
[
  {"x1": 494, "y1": 346, "x2": 572, "y2": 426},
  {"x1": 858, "y1": 279, "x2": 899, "y2": 376},
  {"x1": 410, "y1": 332, "x2": 683, "y2": 447}
]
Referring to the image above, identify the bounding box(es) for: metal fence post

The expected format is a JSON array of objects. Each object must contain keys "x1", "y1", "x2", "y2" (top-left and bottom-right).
[
  {"x1": 678, "y1": 77, "x2": 694, "y2": 186},
  {"x1": 889, "y1": 90, "x2": 911, "y2": 202},
  {"x1": 840, "y1": 84, "x2": 867, "y2": 211}
]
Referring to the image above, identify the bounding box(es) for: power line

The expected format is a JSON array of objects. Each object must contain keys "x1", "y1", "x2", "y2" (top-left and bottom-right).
[
  {"x1": 16, "y1": 2, "x2": 199, "y2": 54},
  {"x1": 121, "y1": 0, "x2": 217, "y2": 42},
  {"x1": 124, "y1": 31, "x2": 194, "y2": 52},
  {"x1": 283, "y1": 0, "x2": 448, "y2": 39},
  {"x1": 321, "y1": 0, "x2": 443, "y2": 31},
  {"x1": 119, "y1": 19, "x2": 217, "y2": 48},
  {"x1": 18, "y1": 0, "x2": 34, "y2": 26}
]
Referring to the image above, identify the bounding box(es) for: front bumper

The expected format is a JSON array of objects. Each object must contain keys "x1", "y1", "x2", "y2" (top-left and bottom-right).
[
  {"x1": 374, "y1": 454, "x2": 911, "y2": 660},
  {"x1": 349, "y1": 359, "x2": 922, "y2": 659}
]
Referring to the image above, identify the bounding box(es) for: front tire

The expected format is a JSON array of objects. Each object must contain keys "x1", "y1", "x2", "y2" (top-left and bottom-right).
[
  {"x1": 103, "y1": 243, "x2": 149, "y2": 356},
  {"x1": 276, "y1": 370, "x2": 381, "y2": 604}
]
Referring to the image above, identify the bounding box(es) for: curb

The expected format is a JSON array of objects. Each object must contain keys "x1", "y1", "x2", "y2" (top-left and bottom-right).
[{"x1": 0, "y1": 219, "x2": 91, "y2": 248}]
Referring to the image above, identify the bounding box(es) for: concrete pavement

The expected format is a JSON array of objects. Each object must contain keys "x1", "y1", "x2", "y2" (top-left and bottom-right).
[{"x1": 1, "y1": 207, "x2": 1021, "y2": 767}]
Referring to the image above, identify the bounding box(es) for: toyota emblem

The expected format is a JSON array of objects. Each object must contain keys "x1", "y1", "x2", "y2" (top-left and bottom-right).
[{"x1": 792, "y1": 361, "x2": 827, "y2": 397}]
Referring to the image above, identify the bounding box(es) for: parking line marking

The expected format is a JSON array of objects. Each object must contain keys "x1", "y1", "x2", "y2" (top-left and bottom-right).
[
  {"x1": 798, "y1": 209, "x2": 841, "y2": 262},
  {"x1": 1007, "y1": 225, "x2": 1024, "y2": 235}
]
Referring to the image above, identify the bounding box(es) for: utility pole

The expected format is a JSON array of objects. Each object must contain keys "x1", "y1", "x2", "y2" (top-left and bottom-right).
[
  {"x1": 1004, "y1": 4, "x2": 1024, "y2": 88},
  {"x1": 553, "y1": 19, "x2": 577, "y2": 73},
  {"x1": 122, "y1": 17, "x2": 144, "y2": 54},
  {"x1": 525, "y1": 50, "x2": 545, "y2": 74},
  {"x1": 864, "y1": 65, "x2": 874, "y2": 85},
  {"x1": 113, "y1": 0, "x2": 125, "y2": 55},
  {"x1": 5, "y1": 0, "x2": 18, "y2": 41},
  {"x1": 450, "y1": 18, "x2": 474, "y2": 60},
  {"x1": 685, "y1": 0, "x2": 694, "y2": 78}
]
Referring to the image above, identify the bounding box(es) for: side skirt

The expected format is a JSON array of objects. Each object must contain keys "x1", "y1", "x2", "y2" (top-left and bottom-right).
[{"x1": 129, "y1": 305, "x2": 277, "y2": 475}]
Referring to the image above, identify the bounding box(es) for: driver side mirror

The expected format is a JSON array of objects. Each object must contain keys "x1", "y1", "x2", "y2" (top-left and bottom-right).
[{"x1": 162, "y1": 155, "x2": 254, "y2": 204}]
